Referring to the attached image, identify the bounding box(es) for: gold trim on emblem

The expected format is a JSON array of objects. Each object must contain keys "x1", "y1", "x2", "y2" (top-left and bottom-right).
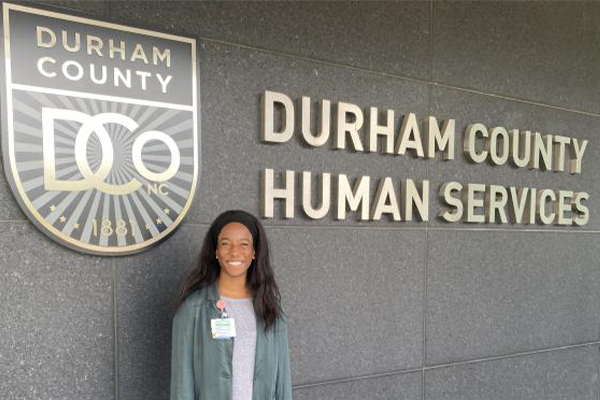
[{"x1": 2, "y1": 2, "x2": 199, "y2": 255}]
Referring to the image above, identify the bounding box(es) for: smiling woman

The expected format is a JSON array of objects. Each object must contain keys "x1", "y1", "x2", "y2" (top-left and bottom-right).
[
  {"x1": 171, "y1": 210, "x2": 292, "y2": 400},
  {"x1": 216, "y1": 222, "x2": 255, "y2": 285}
]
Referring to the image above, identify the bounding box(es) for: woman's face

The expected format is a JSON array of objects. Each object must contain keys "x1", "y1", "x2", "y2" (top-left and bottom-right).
[{"x1": 216, "y1": 222, "x2": 255, "y2": 281}]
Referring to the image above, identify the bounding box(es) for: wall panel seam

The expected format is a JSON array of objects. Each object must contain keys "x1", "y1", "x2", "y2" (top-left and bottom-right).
[
  {"x1": 290, "y1": 342, "x2": 600, "y2": 392},
  {"x1": 292, "y1": 367, "x2": 422, "y2": 391},
  {"x1": 431, "y1": 81, "x2": 600, "y2": 118},
  {"x1": 184, "y1": 222, "x2": 600, "y2": 235},
  {"x1": 7, "y1": 219, "x2": 600, "y2": 234},
  {"x1": 422, "y1": 47, "x2": 433, "y2": 399},
  {"x1": 425, "y1": 341, "x2": 600, "y2": 371},
  {"x1": 198, "y1": 37, "x2": 426, "y2": 84},
  {"x1": 429, "y1": 0, "x2": 435, "y2": 83},
  {"x1": 7, "y1": 218, "x2": 597, "y2": 233},
  {"x1": 196, "y1": 37, "x2": 600, "y2": 118}
]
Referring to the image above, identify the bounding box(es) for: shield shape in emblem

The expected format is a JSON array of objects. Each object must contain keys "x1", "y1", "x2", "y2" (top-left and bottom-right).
[{"x1": 0, "y1": 3, "x2": 199, "y2": 255}]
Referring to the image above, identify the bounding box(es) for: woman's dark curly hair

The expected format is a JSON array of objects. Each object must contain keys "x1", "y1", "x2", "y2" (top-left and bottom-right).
[{"x1": 175, "y1": 210, "x2": 282, "y2": 330}]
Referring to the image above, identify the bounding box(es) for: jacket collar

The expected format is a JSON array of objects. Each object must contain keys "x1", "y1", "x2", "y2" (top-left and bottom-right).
[{"x1": 204, "y1": 281, "x2": 220, "y2": 301}]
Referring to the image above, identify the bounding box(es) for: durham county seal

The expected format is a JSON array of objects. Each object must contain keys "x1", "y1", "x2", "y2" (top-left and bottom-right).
[{"x1": 0, "y1": 3, "x2": 199, "y2": 255}]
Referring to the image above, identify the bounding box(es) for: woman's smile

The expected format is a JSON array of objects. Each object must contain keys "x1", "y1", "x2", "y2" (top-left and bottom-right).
[
  {"x1": 216, "y1": 222, "x2": 255, "y2": 280},
  {"x1": 227, "y1": 260, "x2": 243, "y2": 266}
]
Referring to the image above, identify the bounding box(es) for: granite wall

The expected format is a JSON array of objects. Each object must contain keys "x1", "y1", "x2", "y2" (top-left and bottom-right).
[{"x1": 2, "y1": 1, "x2": 600, "y2": 400}]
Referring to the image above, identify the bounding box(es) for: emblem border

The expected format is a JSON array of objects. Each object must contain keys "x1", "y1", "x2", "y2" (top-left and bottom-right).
[{"x1": 0, "y1": 2, "x2": 200, "y2": 255}]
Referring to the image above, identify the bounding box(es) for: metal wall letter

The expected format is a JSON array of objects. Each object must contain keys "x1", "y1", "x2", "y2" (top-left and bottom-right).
[
  {"x1": 336, "y1": 174, "x2": 370, "y2": 220},
  {"x1": 262, "y1": 90, "x2": 294, "y2": 143},
  {"x1": 302, "y1": 171, "x2": 331, "y2": 219},
  {"x1": 335, "y1": 102, "x2": 364, "y2": 151},
  {"x1": 426, "y1": 116, "x2": 455, "y2": 160},
  {"x1": 262, "y1": 169, "x2": 295, "y2": 218},
  {"x1": 301, "y1": 96, "x2": 330, "y2": 147}
]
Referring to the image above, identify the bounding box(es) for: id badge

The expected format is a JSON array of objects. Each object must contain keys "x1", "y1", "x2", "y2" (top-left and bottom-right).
[{"x1": 211, "y1": 318, "x2": 236, "y2": 340}]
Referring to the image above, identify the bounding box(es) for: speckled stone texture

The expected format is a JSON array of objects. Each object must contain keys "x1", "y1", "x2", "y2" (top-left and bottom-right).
[
  {"x1": 0, "y1": 223, "x2": 114, "y2": 400},
  {"x1": 267, "y1": 226, "x2": 425, "y2": 385},
  {"x1": 293, "y1": 371, "x2": 422, "y2": 400},
  {"x1": 433, "y1": 1, "x2": 600, "y2": 114},
  {"x1": 425, "y1": 346, "x2": 600, "y2": 400},
  {"x1": 115, "y1": 225, "x2": 207, "y2": 400},
  {"x1": 0, "y1": 161, "x2": 26, "y2": 220},
  {"x1": 426, "y1": 230, "x2": 600, "y2": 365},
  {"x1": 109, "y1": 1, "x2": 430, "y2": 80},
  {"x1": 37, "y1": 0, "x2": 108, "y2": 16}
]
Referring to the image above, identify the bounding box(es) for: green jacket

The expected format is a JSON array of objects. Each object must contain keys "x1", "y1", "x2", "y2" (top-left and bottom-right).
[{"x1": 170, "y1": 283, "x2": 292, "y2": 400}]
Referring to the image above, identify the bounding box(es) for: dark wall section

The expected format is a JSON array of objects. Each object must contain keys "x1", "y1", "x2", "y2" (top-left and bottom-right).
[
  {"x1": 1, "y1": 2, "x2": 600, "y2": 400},
  {"x1": 0, "y1": 223, "x2": 114, "y2": 400},
  {"x1": 433, "y1": 1, "x2": 600, "y2": 114}
]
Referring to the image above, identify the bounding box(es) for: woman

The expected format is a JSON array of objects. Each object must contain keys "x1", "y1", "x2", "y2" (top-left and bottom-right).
[{"x1": 171, "y1": 210, "x2": 292, "y2": 400}]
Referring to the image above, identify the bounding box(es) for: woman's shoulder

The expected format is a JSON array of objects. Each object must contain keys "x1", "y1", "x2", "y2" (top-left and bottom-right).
[
  {"x1": 181, "y1": 289, "x2": 205, "y2": 306},
  {"x1": 176, "y1": 286, "x2": 214, "y2": 314}
]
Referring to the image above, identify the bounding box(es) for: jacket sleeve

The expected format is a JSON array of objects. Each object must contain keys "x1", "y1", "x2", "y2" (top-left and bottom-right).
[
  {"x1": 275, "y1": 320, "x2": 293, "y2": 400},
  {"x1": 170, "y1": 300, "x2": 196, "y2": 400}
]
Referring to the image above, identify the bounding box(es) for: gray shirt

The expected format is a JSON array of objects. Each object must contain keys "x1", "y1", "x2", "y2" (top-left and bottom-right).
[{"x1": 222, "y1": 296, "x2": 257, "y2": 400}]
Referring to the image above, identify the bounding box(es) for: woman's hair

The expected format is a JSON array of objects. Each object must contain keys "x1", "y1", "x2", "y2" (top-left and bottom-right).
[{"x1": 175, "y1": 210, "x2": 282, "y2": 330}]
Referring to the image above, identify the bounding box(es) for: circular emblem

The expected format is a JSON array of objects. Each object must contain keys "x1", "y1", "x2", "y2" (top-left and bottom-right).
[{"x1": 1, "y1": 4, "x2": 199, "y2": 255}]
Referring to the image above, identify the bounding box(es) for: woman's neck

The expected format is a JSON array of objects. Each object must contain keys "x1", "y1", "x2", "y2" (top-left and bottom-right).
[{"x1": 217, "y1": 275, "x2": 251, "y2": 299}]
